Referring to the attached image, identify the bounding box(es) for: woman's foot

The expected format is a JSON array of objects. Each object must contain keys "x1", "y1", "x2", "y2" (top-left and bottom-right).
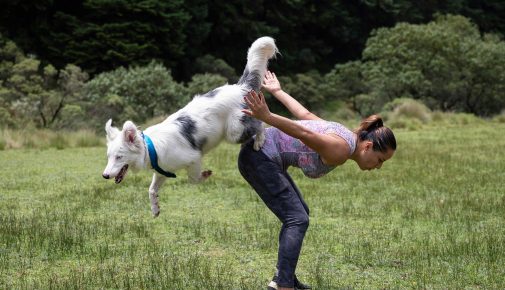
[
  {"x1": 294, "y1": 275, "x2": 311, "y2": 289},
  {"x1": 267, "y1": 275, "x2": 311, "y2": 290}
]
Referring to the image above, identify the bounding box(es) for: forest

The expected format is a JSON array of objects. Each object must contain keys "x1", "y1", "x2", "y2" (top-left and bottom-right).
[{"x1": 1, "y1": 0, "x2": 504, "y2": 130}]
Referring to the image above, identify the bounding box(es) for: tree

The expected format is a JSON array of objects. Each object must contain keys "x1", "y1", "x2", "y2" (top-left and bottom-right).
[
  {"x1": 326, "y1": 15, "x2": 505, "y2": 116},
  {"x1": 83, "y1": 61, "x2": 186, "y2": 128},
  {"x1": 23, "y1": 0, "x2": 190, "y2": 74},
  {"x1": 323, "y1": 61, "x2": 369, "y2": 115},
  {"x1": 0, "y1": 34, "x2": 89, "y2": 128}
]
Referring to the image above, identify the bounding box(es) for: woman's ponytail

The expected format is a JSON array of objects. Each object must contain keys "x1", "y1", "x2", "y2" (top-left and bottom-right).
[{"x1": 354, "y1": 115, "x2": 396, "y2": 152}]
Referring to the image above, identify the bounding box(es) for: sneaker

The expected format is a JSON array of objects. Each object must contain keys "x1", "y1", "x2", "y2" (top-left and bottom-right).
[
  {"x1": 267, "y1": 275, "x2": 311, "y2": 290},
  {"x1": 267, "y1": 275, "x2": 278, "y2": 290},
  {"x1": 294, "y1": 275, "x2": 311, "y2": 289}
]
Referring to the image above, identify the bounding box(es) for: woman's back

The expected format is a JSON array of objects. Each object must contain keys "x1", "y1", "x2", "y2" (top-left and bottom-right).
[{"x1": 260, "y1": 120, "x2": 356, "y2": 178}]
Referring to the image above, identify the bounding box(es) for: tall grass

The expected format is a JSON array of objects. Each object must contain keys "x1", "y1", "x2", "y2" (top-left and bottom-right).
[
  {"x1": 0, "y1": 121, "x2": 504, "y2": 289},
  {"x1": 383, "y1": 99, "x2": 491, "y2": 131},
  {"x1": 0, "y1": 129, "x2": 103, "y2": 150}
]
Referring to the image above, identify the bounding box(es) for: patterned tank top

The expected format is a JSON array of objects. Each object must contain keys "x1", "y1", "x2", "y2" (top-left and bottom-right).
[{"x1": 260, "y1": 120, "x2": 356, "y2": 179}]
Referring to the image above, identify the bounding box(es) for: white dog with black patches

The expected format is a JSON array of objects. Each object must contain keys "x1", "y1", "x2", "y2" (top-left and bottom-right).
[{"x1": 102, "y1": 36, "x2": 278, "y2": 217}]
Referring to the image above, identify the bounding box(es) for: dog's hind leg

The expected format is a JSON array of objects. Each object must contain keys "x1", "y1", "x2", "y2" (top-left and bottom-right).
[
  {"x1": 253, "y1": 124, "x2": 265, "y2": 151},
  {"x1": 187, "y1": 159, "x2": 212, "y2": 184},
  {"x1": 226, "y1": 111, "x2": 265, "y2": 150},
  {"x1": 149, "y1": 174, "x2": 166, "y2": 217}
]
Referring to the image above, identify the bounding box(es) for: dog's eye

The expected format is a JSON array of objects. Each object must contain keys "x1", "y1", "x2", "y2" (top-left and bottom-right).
[{"x1": 115, "y1": 156, "x2": 122, "y2": 160}]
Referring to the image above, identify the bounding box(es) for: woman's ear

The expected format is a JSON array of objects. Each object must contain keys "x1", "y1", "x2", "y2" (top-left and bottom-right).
[{"x1": 363, "y1": 140, "x2": 373, "y2": 152}]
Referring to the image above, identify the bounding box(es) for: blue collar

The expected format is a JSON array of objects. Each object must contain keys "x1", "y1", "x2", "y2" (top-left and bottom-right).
[{"x1": 141, "y1": 132, "x2": 176, "y2": 178}]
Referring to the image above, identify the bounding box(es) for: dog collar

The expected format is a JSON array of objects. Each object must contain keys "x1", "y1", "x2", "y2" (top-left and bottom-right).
[{"x1": 141, "y1": 132, "x2": 177, "y2": 178}]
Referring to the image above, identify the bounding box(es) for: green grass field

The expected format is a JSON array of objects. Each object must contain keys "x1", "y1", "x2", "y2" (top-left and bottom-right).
[{"x1": 1, "y1": 122, "x2": 504, "y2": 289}]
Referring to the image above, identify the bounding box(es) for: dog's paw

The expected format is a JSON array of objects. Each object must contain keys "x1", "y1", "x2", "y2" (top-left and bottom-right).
[
  {"x1": 151, "y1": 204, "x2": 160, "y2": 218},
  {"x1": 201, "y1": 170, "x2": 212, "y2": 180}
]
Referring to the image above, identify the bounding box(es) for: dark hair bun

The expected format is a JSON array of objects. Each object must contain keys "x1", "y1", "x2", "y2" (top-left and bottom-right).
[
  {"x1": 360, "y1": 114, "x2": 383, "y2": 131},
  {"x1": 372, "y1": 117, "x2": 383, "y2": 129},
  {"x1": 354, "y1": 114, "x2": 396, "y2": 152}
]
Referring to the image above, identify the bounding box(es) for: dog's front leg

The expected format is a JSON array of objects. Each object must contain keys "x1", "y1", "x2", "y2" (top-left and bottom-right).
[
  {"x1": 187, "y1": 160, "x2": 212, "y2": 183},
  {"x1": 149, "y1": 174, "x2": 166, "y2": 217}
]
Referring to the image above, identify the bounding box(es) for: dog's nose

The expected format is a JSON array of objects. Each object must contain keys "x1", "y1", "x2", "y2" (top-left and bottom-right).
[{"x1": 102, "y1": 173, "x2": 110, "y2": 179}]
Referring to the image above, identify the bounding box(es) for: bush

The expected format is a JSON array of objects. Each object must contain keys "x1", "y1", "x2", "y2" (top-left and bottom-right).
[
  {"x1": 195, "y1": 55, "x2": 238, "y2": 83},
  {"x1": 387, "y1": 117, "x2": 424, "y2": 130},
  {"x1": 449, "y1": 113, "x2": 484, "y2": 125},
  {"x1": 49, "y1": 133, "x2": 68, "y2": 150},
  {"x1": 493, "y1": 111, "x2": 505, "y2": 123},
  {"x1": 383, "y1": 98, "x2": 432, "y2": 123},
  {"x1": 429, "y1": 111, "x2": 485, "y2": 126},
  {"x1": 320, "y1": 100, "x2": 357, "y2": 122},
  {"x1": 186, "y1": 73, "x2": 228, "y2": 97},
  {"x1": 84, "y1": 61, "x2": 187, "y2": 129},
  {"x1": 278, "y1": 71, "x2": 325, "y2": 111}
]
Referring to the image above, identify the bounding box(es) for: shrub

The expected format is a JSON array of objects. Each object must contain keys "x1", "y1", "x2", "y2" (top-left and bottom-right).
[
  {"x1": 320, "y1": 100, "x2": 357, "y2": 122},
  {"x1": 388, "y1": 117, "x2": 424, "y2": 130},
  {"x1": 384, "y1": 98, "x2": 432, "y2": 123},
  {"x1": 429, "y1": 111, "x2": 485, "y2": 126},
  {"x1": 493, "y1": 111, "x2": 505, "y2": 123},
  {"x1": 449, "y1": 113, "x2": 484, "y2": 125},
  {"x1": 186, "y1": 73, "x2": 228, "y2": 97},
  {"x1": 49, "y1": 133, "x2": 68, "y2": 150},
  {"x1": 278, "y1": 71, "x2": 325, "y2": 111},
  {"x1": 195, "y1": 55, "x2": 238, "y2": 82},
  {"x1": 83, "y1": 61, "x2": 186, "y2": 129}
]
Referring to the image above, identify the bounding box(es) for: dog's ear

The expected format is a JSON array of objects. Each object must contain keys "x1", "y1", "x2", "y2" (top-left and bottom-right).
[
  {"x1": 105, "y1": 119, "x2": 120, "y2": 143},
  {"x1": 122, "y1": 121, "x2": 140, "y2": 147}
]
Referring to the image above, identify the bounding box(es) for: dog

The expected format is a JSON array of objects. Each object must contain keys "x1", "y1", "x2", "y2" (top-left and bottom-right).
[{"x1": 102, "y1": 36, "x2": 278, "y2": 217}]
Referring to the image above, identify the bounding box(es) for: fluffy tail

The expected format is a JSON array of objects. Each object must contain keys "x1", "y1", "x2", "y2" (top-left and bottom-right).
[{"x1": 237, "y1": 36, "x2": 278, "y2": 91}]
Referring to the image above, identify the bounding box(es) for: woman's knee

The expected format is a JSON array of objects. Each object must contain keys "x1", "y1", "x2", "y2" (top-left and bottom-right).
[
  {"x1": 299, "y1": 214, "x2": 309, "y2": 231},
  {"x1": 285, "y1": 213, "x2": 309, "y2": 232}
]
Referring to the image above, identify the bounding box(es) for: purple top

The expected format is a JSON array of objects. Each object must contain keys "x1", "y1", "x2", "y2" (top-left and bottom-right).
[{"x1": 260, "y1": 120, "x2": 356, "y2": 178}]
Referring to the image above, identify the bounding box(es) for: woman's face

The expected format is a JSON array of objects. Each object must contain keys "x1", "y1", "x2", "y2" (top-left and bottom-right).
[{"x1": 356, "y1": 141, "x2": 395, "y2": 171}]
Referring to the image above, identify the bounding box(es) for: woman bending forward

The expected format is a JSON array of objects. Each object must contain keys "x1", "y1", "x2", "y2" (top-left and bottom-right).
[{"x1": 238, "y1": 71, "x2": 397, "y2": 290}]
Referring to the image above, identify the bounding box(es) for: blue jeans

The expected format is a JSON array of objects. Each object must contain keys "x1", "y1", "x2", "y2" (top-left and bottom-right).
[{"x1": 238, "y1": 141, "x2": 310, "y2": 288}]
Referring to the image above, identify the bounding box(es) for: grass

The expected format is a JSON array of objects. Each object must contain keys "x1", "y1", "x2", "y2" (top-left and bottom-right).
[
  {"x1": 0, "y1": 121, "x2": 504, "y2": 289},
  {"x1": 0, "y1": 128, "x2": 103, "y2": 150}
]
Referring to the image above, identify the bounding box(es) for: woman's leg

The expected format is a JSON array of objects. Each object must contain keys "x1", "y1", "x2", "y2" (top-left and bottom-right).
[
  {"x1": 273, "y1": 183, "x2": 309, "y2": 288},
  {"x1": 238, "y1": 143, "x2": 309, "y2": 288}
]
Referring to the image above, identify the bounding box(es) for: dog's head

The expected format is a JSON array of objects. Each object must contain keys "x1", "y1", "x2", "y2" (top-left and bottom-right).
[{"x1": 102, "y1": 119, "x2": 145, "y2": 184}]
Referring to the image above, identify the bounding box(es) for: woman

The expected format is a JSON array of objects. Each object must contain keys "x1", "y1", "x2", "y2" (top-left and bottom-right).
[{"x1": 238, "y1": 71, "x2": 397, "y2": 290}]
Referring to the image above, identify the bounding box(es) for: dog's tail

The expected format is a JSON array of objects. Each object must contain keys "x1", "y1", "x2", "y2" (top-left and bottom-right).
[{"x1": 237, "y1": 36, "x2": 278, "y2": 91}]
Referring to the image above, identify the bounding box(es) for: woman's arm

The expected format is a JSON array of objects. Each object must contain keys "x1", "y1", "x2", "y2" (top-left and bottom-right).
[
  {"x1": 243, "y1": 90, "x2": 349, "y2": 166},
  {"x1": 262, "y1": 71, "x2": 322, "y2": 121}
]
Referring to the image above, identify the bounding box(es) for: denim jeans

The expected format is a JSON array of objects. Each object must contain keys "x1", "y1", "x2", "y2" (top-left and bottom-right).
[{"x1": 238, "y1": 140, "x2": 310, "y2": 288}]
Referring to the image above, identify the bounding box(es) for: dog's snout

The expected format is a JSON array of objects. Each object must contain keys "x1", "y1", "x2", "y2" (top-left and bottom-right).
[{"x1": 102, "y1": 173, "x2": 110, "y2": 179}]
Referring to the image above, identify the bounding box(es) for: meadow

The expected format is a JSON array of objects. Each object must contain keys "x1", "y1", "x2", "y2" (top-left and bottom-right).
[{"x1": 1, "y1": 120, "x2": 504, "y2": 289}]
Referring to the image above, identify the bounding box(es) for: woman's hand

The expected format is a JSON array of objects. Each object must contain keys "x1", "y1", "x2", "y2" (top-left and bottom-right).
[
  {"x1": 242, "y1": 90, "x2": 272, "y2": 123},
  {"x1": 262, "y1": 70, "x2": 281, "y2": 94}
]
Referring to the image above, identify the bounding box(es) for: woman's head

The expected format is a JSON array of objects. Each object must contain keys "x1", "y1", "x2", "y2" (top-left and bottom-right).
[{"x1": 352, "y1": 115, "x2": 396, "y2": 170}]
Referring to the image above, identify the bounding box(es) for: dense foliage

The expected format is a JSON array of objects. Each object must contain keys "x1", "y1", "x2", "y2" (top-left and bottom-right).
[
  {"x1": 324, "y1": 15, "x2": 505, "y2": 117},
  {"x1": 1, "y1": 1, "x2": 504, "y2": 80},
  {"x1": 0, "y1": 36, "x2": 89, "y2": 129},
  {"x1": 1, "y1": 6, "x2": 505, "y2": 129}
]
